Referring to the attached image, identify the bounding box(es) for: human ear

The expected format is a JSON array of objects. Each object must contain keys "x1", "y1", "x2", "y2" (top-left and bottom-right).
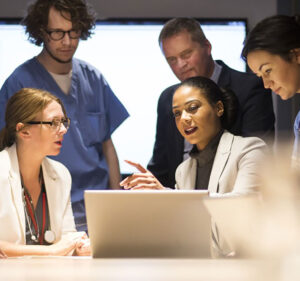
[
  {"x1": 16, "y1": 123, "x2": 31, "y2": 140},
  {"x1": 202, "y1": 39, "x2": 212, "y2": 55},
  {"x1": 215, "y1": 101, "x2": 224, "y2": 117}
]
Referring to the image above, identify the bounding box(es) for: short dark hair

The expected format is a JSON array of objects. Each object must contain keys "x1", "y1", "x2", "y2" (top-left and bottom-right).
[
  {"x1": 158, "y1": 18, "x2": 207, "y2": 47},
  {"x1": 242, "y1": 15, "x2": 300, "y2": 62},
  {"x1": 177, "y1": 76, "x2": 238, "y2": 130},
  {"x1": 21, "y1": 0, "x2": 96, "y2": 46}
]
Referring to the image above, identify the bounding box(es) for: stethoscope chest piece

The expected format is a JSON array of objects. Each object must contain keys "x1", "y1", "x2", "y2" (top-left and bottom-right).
[
  {"x1": 44, "y1": 230, "x2": 56, "y2": 244},
  {"x1": 31, "y1": 235, "x2": 38, "y2": 242}
]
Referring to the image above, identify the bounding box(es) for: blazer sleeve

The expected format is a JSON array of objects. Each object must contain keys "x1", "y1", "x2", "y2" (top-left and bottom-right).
[
  {"x1": 61, "y1": 195, "x2": 77, "y2": 235},
  {"x1": 60, "y1": 168, "x2": 76, "y2": 235},
  {"x1": 45, "y1": 159, "x2": 76, "y2": 236},
  {"x1": 174, "y1": 157, "x2": 197, "y2": 190}
]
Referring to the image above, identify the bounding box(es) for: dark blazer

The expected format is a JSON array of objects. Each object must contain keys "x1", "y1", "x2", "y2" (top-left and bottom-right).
[{"x1": 147, "y1": 60, "x2": 275, "y2": 188}]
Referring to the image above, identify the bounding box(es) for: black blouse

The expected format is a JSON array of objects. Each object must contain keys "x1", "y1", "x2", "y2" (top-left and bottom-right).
[{"x1": 189, "y1": 130, "x2": 223, "y2": 190}]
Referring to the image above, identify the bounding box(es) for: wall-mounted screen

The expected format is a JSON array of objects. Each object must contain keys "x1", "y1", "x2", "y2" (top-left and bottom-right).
[{"x1": 0, "y1": 18, "x2": 247, "y2": 174}]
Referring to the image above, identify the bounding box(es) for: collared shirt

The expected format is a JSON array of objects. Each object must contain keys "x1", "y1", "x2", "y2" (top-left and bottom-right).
[
  {"x1": 183, "y1": 61, "x2": 223, "y2": 160},
  {"x1": 189, "y1": 130, "x2": 223, "y2": 189},
  {"x1": 0, "y1": 57, "x2": 129, "y2": 231}
]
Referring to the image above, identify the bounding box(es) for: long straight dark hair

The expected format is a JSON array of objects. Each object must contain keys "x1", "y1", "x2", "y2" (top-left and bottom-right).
[{"x1": 242, "y1": 15, "x2": 300, "y2": 62}]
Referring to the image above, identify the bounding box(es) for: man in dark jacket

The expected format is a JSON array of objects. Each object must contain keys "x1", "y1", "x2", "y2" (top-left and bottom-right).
[{"x1": 147, "y1": 18, "x2": 275, "y2": 188}]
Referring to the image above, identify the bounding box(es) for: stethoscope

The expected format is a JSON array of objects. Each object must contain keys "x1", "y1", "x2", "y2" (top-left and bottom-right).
[{"x1": 21, "y1": 171, "x2": 56, "y2": 245}]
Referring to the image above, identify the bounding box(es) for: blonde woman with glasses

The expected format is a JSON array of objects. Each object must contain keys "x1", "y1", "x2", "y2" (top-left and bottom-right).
[{"x1": 0, "y1": 88, "x2": 90, "y2": 257}]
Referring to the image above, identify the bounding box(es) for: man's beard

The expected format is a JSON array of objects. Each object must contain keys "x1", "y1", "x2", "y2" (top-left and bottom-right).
[{"x1": 44, "y1": 44, "x2": 73, "y2": 64}]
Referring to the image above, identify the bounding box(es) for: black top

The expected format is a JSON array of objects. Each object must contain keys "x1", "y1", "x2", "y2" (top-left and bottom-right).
[
  {"x1": 23, "y1": 177, "x2": 50, "y2": 245},
  {"x1": 190, "y1": 130, "x2": 223, "y2": 190}
]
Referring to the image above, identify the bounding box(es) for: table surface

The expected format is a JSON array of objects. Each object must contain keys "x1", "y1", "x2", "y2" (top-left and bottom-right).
[{"x1": 1, "y1": 256, "x2": 297, "y2": 281}]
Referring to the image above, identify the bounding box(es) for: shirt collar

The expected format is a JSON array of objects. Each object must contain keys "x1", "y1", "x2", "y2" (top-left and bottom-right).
[
  {"x1": 190, "y1": 129, "x2": 223, "y2": 158},
  {"x1": 210, "y1": 60, "x2": 222, "y2": 83}
]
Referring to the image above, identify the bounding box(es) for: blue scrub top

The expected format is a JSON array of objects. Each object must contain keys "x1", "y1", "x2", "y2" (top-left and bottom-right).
[
  {"x1": 0, "y1": 57, "x2": 129, "y2": 231},
  {"x1": 293, "y1": 110, "x2": 300, "y2": 167}
]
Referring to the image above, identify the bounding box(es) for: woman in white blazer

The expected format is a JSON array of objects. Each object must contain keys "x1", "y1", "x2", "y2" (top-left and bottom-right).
[
  {"x1": 0, "y1": 88, "x2": 90, "y2": 257},
  {"x1": 121, "y1": 76, "x2": 266, "y2": 195}
]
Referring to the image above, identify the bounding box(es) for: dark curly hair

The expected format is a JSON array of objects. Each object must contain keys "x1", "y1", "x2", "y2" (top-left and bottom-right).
[{"x1": 21, "y1": 0, "x2": 96, "y2": 46}]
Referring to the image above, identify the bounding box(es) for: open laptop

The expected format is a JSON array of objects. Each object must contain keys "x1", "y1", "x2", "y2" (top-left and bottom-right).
[{"x1": 84, "y1": 190, "x2": 211, "y2": 258}]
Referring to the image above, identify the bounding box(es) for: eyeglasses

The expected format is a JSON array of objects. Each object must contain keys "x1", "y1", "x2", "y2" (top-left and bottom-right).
[
  {"x1": 27, "y1": 118, "x2": 70, "y2": 131},
  {"x1": 45, "y1": 29, "x2": 81, "y2": 41}
]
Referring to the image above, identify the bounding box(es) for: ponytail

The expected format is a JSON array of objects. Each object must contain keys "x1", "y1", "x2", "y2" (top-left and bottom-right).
[{"x1": 219, "y1": 87, "x2": 238, "y2": 130}]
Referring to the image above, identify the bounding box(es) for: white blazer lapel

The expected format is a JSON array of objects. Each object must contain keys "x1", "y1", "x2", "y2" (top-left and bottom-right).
[
  {"x1": 208, "y1": 131, "x2": 233, "y2": 193},
  {"x1": 176, "y1": 158, "x2": 197, "y2": 189},
  {"x1": 7, "y1": 144, "x2": 26, "y2": 241},
  {"x1": 185, "y1": 158, "x2": 197, "y2": 189}
]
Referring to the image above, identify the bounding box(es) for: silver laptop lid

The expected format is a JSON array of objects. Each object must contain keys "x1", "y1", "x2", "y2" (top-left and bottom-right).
[{"x1": 84, "y1": 190, "x2": 211, "y2": 258}]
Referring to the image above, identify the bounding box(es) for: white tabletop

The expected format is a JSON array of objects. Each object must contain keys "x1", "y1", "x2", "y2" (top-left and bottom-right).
[{"x1": 0, "y1": 257, "x2": 287, "y2": 281}]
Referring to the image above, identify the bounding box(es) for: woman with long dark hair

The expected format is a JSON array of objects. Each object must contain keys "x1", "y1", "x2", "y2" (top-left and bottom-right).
[{"x1": 242, "y1": 15, "x2": 300, "y2": 165}]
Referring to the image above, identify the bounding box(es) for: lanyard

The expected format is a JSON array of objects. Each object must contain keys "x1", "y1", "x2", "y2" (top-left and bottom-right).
[{"x1": 23, "y1": 189, "x2": 46, "y2": 245}]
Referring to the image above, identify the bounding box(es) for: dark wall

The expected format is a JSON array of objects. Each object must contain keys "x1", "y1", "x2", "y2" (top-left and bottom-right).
[{"x1": 0, "y1": 0, "x2": 276, "y2": 29}]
